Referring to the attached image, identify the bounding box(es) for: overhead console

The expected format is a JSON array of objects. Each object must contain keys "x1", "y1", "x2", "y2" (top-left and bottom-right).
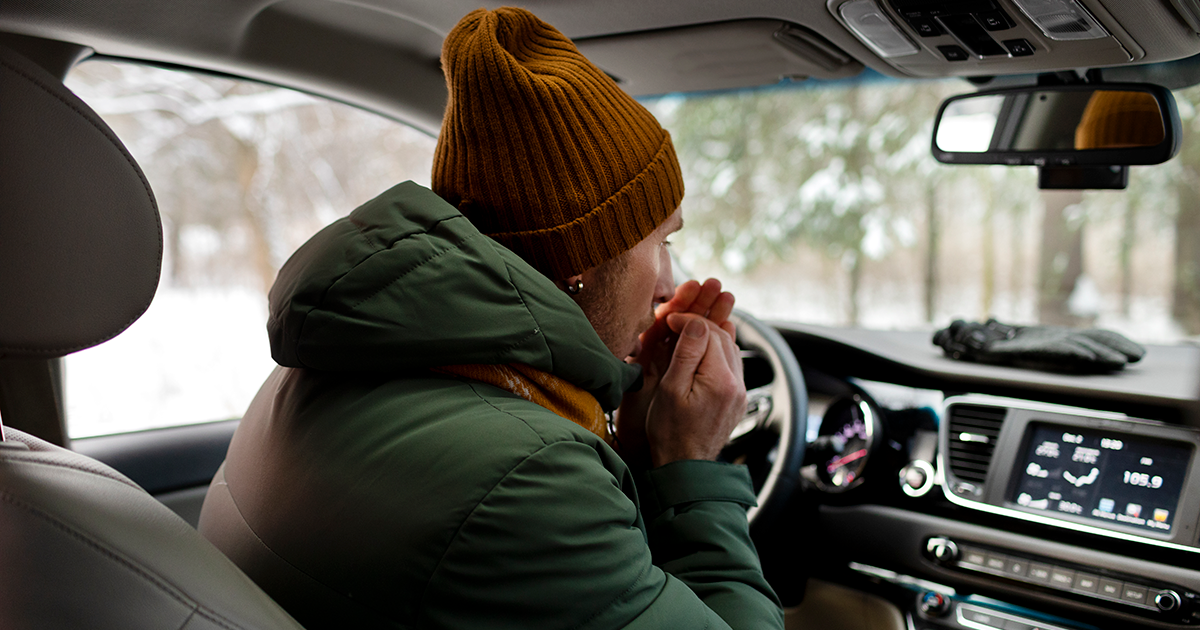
[{"x1": 827, "y1": 0, "x2": 1200, "y2": 78}]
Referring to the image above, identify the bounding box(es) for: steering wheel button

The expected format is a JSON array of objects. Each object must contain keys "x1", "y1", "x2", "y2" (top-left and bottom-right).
[
  {"x1": 1027, "y1": 563, "x2": 1053, "y2": 584},
  {"x1": 1073, "y1": 573, "x2": 1100, "y2": 593},
  {"x1": 1122, "y1": 584, "x2": 1148, "y2": 605}
]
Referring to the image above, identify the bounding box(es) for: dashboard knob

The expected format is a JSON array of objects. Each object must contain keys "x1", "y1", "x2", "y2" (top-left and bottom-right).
[
  {"x1": 900, "y1": 460, "x2": 935, "y2": 497},
  {"x1": 1155, "y1": 590, "x2": 1182, "y2": 612},
  {"x1": 903, "y1": 465, "x2": 927, "y2": 489},
  {"x1": 925, "y1": 537, "x2": 959, "y2": 564},
  {"x1": 918, "y1": 591, "x2": 951, "y2": 617}
]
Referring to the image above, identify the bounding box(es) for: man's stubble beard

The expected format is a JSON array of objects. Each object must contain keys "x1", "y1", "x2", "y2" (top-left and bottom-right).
[{"x1": 573, "y1": 254, "x2": 652, "y2": 359}]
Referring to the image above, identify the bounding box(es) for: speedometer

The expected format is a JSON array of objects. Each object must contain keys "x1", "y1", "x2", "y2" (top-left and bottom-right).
[{"x1": 812, "y1": 393, "x2": 883, "y2": 492}]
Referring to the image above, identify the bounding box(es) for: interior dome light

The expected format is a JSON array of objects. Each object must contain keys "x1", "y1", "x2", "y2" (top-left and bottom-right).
[
  {"x1": 1011, "y1": 0, "x2": 1109, "y2": 40},
  {"x1": 839, "y1": 0, "x2": 919, "y2": 58}
]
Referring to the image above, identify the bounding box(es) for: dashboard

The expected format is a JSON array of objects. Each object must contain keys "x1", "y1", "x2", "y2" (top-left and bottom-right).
[{"x1": 771, "y1": 322, "x2": 1200, "y2": 630}]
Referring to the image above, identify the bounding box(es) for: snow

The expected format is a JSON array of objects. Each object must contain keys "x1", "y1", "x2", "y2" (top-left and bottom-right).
[{"x1": 64, "y1": 287, "x2": 275, "y2": 438}]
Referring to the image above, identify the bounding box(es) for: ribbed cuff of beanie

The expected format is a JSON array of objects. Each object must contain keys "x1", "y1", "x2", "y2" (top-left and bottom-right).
[{"x1": 487, "y1": 136, "x2": 684, "y2": 280}]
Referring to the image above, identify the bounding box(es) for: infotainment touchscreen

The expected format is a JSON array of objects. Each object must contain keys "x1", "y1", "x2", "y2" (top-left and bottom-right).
[{"x1": 1009, "y1": 424, "x2": 1192, "y2": 534}]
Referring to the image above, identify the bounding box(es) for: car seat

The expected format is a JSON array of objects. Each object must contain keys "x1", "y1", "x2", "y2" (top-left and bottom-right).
[{"x1": 0, "y1": 40, "x2": 304, "y2": 630}]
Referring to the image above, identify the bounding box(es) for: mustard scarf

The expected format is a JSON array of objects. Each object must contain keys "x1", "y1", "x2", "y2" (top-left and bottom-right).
[{"x1": 434, "y1": 364, "x2": 610, "y2": 443}]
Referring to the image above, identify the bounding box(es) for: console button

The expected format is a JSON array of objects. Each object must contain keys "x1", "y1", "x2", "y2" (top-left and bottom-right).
[
  {"x1": 1073, "y1": 573, "x2": 1100, "y2": 594},
  {"x1": 1006, "y1": 557, "x2": 1029, "y2": 578},
  {"x1": 961, "y1": 606, "x2": 1005, "y2": 628},
  {"x1": 1098, "y1": 578, "x2": 1124, "y2": 599},
  {"x1": 938, "y1": 45, "x2": 969, "y2": 61},
  {"x1": 1156, "y1": 590, "x2": 1182, "y2": 612},
  {"x1": 1003, "y1": 38, "x2": 1035, "y2": 57},
  {"x1": 908, "y1": 16, "x2": 941, "y2": 37},
  {"x1": 961, "y1": 547, "x2": 988, "y2": 568},
  {"x1": 938, "y1": 14, "x2": 1008, "y2": 56},
  {"x1": 919, "y1": 591, "x2": 951, "y2": 617},
  {"x1": 1027, "y1": 563, "x2": 1053, "y2": 584},
  {"x1": 926, "y1": 537, "x2": 959, "y2": 564},
  {"x1": 1049, "y1": 568, "x2": 1075, "y2": 589},
  {"x1": 1008, "y1": 622, "x2": 1061, "y2": 630},
  {"x1": 985, "y1": 554, "x2": 1008, "y2": 572},
  {"x1": 1122, "y1": 584, "x2": 1148, "y2": 605},
  {"x1": 976, "y1": 10, "x2": 1013, "y2": 30}
]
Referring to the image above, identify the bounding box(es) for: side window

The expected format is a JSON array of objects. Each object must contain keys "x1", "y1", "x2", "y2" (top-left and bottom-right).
[{"x1": 63, "y1": 61, "x2": 436, "y2": 438}]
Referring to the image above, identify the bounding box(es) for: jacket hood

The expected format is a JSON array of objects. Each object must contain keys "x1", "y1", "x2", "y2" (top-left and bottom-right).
[{"x1": 267, "y1": 181, "x2": 639, "y2": 410}]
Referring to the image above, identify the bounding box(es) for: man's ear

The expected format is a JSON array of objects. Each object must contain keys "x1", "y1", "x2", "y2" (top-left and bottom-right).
[{"x1": 562, "y1": 274, "x2": 585, "y2": 295}]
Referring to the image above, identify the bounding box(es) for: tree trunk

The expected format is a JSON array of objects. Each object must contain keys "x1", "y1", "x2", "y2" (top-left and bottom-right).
[
  {"x1": 923, "y1": 181, "x2": 939, "y2": 323},
  {"x1": 1010, "y1": 204, "x2": 1027, "y2": 319},
  {"x1": 848, "y1": 249, "x2": 863, "y2": 326},
  {"x1": 982, "y1": 203, "x2": 996, "y2": 319},
  {"x1": 1173, "y1": 169, "x2": 1200, "y2": 334},
  {"x1": 1119, "y1": 199, "x2": 1136, "y2": 318},
  {"x1": 1037, "y1": 190, "x2": 1085, "y2": 326},
  {"x1": 235, "y1": 138, "x2": 277, "y2": 295}
]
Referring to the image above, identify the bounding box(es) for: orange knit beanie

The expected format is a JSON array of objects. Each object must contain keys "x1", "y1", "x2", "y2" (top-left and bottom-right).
[{"x1": 433, "y1": 7, "x2": 684, "y2": 280}]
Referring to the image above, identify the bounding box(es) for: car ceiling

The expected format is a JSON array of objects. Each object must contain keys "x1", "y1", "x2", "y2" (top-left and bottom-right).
[{"x1": 2, "y1": 0, "x2": 1200, "y2": 134}]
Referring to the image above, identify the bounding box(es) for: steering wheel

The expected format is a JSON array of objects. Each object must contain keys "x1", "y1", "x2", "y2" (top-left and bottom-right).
[{"x1": 723, "y1": 310, "x2": 808, "y2": 527}]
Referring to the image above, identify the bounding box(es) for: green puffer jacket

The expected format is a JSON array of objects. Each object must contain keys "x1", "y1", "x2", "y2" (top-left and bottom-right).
[{"x1": 199, "y1": 181, "x2": 784, "y2": 630}]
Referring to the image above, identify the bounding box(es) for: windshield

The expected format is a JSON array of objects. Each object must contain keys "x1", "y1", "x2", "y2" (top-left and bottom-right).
[{"x1": 645, "y1": 77, "x2": 1200, "y2": 345}]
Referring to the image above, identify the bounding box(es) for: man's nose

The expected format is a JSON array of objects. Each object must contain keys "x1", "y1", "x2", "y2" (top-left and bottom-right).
[{"x1": 655, "y1": 248, "x2": 674, "y2": 303}]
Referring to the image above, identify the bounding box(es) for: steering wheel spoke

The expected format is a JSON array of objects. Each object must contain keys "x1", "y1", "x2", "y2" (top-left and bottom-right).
[{"x1": 730, "y1": 385, "x2": 774, "y2": 442}]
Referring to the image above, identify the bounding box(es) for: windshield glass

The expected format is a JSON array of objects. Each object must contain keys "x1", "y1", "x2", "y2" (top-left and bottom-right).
[{"x1": 646, "y1": 77, "x2": 1200, "y2": 345}]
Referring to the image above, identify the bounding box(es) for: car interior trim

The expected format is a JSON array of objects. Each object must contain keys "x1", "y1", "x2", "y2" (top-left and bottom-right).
[
  {"x1": 849, "y1": 561, "x2": 959, "y2": 596},
  {"x1": 956, "y1": 602, "x2": 1072, "y2": 630}
]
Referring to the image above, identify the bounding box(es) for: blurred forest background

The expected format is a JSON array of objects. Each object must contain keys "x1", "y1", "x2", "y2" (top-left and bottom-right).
[
  {"x1": 61, "y1": 60, "x2": 1200, "y2": 435},
  {"x1": 651, "y1": 81, "x2": 1200, "y2": 340}
]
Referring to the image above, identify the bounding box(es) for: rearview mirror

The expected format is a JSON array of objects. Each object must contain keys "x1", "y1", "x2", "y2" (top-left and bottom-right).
[{"x1": 932, "y1": 83, "x2": 1180, "y2": 167}]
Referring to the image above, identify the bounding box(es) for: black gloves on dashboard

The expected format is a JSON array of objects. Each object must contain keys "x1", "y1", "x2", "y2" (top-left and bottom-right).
[{"x1": 933, "y1": 318, "x2": 1146, "y2": 373}]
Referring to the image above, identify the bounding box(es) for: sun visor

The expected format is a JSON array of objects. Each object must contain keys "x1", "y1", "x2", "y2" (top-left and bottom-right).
[
  {"x1": 574, "y1": 20, "x2": 864, "y2": 96},
  {"x1": 0, "y1": 44, "x2": 162, "y2": 358}
]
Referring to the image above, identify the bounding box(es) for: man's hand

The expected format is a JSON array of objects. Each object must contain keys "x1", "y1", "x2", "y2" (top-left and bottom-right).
[
  {"x1": 649, "y1": 278, "x2": 737, "y2": 344},
  {"x1": 645, "y1": 313, "x2": 747, "y2": 466},
  {"x1": 614, "y1": 279, "x2": 737, "y2": 467}
]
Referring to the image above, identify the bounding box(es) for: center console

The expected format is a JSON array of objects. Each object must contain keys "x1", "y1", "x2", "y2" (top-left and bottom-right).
[{"x1": 936, "y1": 395, "x2": 1200, "y2": 625}]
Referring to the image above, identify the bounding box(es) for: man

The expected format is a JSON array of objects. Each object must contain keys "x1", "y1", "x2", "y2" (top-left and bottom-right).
[{"x1": 199, "y1": 6, "x2": 784, "y2": 629}]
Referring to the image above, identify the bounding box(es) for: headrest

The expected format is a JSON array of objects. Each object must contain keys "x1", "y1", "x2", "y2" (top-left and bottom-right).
[{"x1": 0, "y1": 44, "x2": 162, "y2": 359}]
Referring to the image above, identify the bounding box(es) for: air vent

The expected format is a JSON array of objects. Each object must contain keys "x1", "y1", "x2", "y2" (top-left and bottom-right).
[{"x1": 947, "y1": 404, "x2": 1007, "y2": 487}]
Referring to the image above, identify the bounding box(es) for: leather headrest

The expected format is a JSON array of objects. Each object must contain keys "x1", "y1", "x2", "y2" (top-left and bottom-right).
[{"x1": 0, "y1": 45, "x2": 162, "y2": 358}]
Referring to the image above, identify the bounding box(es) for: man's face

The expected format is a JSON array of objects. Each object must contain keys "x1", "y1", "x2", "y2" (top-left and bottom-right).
[{"x1": 576, "y1": 209, "x2": 683, "y2": 360}]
